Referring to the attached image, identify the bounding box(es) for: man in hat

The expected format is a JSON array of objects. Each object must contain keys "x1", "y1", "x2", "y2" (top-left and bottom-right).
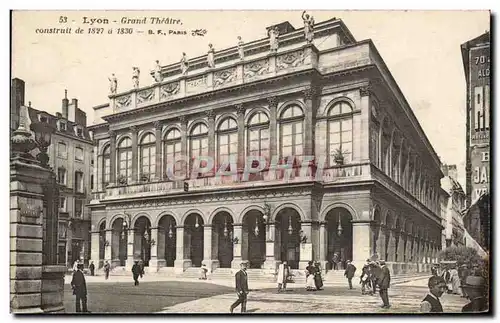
[
  {"x1": 344, "y1": 260, "x2": 357, "y2": 290},
  {"x1": 377, "y1": 260, "x2": 391, "y2": 308},
  {"x1": 360, "y1": 259, "x2": 373, "y2": 295},
  {"x1": 131, "y1": 261, "x2": 141, "y2": 286},
  {"x1": 230, "y1": 261, "x2": 249, "y2": 313},
  {"x1": 71, "y1": 263, "x2": 89, "y2": 313},
  {"x1": 420, "y1": 275, "x2": 447, "y2": 312},
  {"x1": 459, "y1": 264, "x2": 470, "y2": 298},
  {"x1": 461, "y1": 276, "x2": 489, "y2": 312}
]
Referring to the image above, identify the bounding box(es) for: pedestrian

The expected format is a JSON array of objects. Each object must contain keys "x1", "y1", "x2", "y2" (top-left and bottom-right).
[
  {"x1": 104, "y1": 261, "x2": 110, "y2": 280},
  {"x1": 431, "y1": 265, "x2": 438, "y2": 276},
  {"x1": 305, "y1": 261, "x2": 316, "y2": 291},
  {"x1": 377, "y1": 260, "x2": 391, "y2": 309},
  {"x1": 344, "y1": 260, "x2": 357, "y2": 290},
  {"x1": 461, "y1": 275, "x2": 489, "y2": 312},
  {"x1": 200, "y1": 264, "x2": 208, "y2": 280},
  {"x1": 72, "y1": 260, "x2": 79, "y2": 272},
  {"x1": 419, "y1": 276, "x2": 447, "y2": 312},
  {"x1": 449, "y1": 265, "x2": 461, "y2": 295},
  {"x1": 89, "y1": 261, "x2": 95, "y2": 276},
  {"x1": 71, "y1": 264, "x2": 89, "y2": 313},
  {"x1": 314, "y1": 262, "x2": 323, "y2": 291},
  {"x1": 132, "y1": 261, "x2": 141, "y2": 286},
  {"x1": 277, "y1": 261, "x2": 289, "y2": 292},
  {"x1": 370, "y1": 261, "x2": 381, "y2": 295},
  {"x1": 139, "y1": 260, "x2": 145, "y2": 278},
  {"x1": 230, "y1": 261, "x2": 249, "y2": 314},
  {"x1": 360, "y1": 259, "x2": 373, "y2": 295},
  {"x1": 332, "y1": 252, "x2": 340, "y2": 270}
]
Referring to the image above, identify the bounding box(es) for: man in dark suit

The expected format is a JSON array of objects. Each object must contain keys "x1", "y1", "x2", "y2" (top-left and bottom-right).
[
  {"x1": 420, "y1": 276, "x2": 447, "y2": 312},
  {"x1": 71, "y1": 263, "x2": 89, "y2": 313},
  {"x1": 377, "y1": 260, "x2": 391, "y2": 308},
  {"x1": 132, "y1": 261, "x2": 141, "y2": 286},
  {"x1": 344, "y1": 260, "x2": 357, "y2": 290},
  {"x1": 230, "y1": 261, "x2": 249, "y2": 313}
]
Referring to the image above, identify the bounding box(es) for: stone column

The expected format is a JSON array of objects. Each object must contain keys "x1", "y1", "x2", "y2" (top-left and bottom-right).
[
  {"x1": 179, "y1": 116, "x2": 188, "y2": 178},
  {"x1": 236, "y1": 104, "x2": 246, "y2": 171},
  {"x1": 352, "y1": 220, "x2": 372, "y2": 271},
  {"x1": 268, "y1": 97, "x2": 278, "y2": 159},
  {"x1": 359, "y1": 86, "x2": 371, "y2": 161},
  {"x1": 90, "y1": 231, "x2": 100, "y2": 266},
  {"x1": 231, "y1": 224, "x2": 243, "y2": 268},
  {"x1": 318, "y1": 222, "x2": 328, "y2": 270},
  {"x1": 206, "y1": 110, "x2": 216, "y2": 175},
  {"x1": 387, "y1": 229, "x2": 395, "y2": 262},
  {"x1": 148, "y1": 227, "x2": 159, "y2": 271},
  {"x1": 376, "y1": 226, "x2": 386, "y2": 261},
  {"x1": 397, "y1": 232, "x2": 405, "y2": 262},
  {"x1": 130, "y1": 126, "x2": 138, "y2": 183},
  {"x1": 109, "y1": 130, "x2": 117, "y2": 184},
  {"x1": 303, "y1": 87, "x2": 316, "y2": 157},
  {"x1": 202, "y1": 225, "x2": 218, "y2": 272},
  {"x1": 126, "y1": 230, "x2": 135, "y2": 269},
  {"x1": 92, "y1": 140, "x2": 99, "y2": 192},
  {"x1": 299, "y1": 222, "x2": 313, "y2": 269},
  {"x1": 174, "y1": 226, "x2": 191, "y2": 273},
  {"x1": 263, "y1": 222, "x2": 277, "y2": 271},
  {"x1": 154, "y1": 121, "x2": 162, "y2": 181},
  {"x1": 104, "y1": 229, "x2": 112, "y2": 262}
]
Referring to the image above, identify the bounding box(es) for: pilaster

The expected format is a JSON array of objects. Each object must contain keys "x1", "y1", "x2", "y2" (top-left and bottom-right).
[
  {"x1": 299, "y1": 222, "x2": 313, "y2": 269},
  {"x1": 352, "y1": 220, "x2": 372, "y2": 270},
  {"x1": 268, "y1": 97, "x2": 278, "y2": 159},
  {"x1": 263, "y1": 223, "x2": 277, "y2": 270},
  {"x1": 130, "y1": 126, "x2": 138, "y2": 183},
  {"x1": 202, "y1": 225, "x2": 218, "y2": 272},
  {"x1": 236, "y1": 104, "x2": 246, "y2": 171},
  {"x1": 174, "y1": 226, "x2": 191, "y2": 273},
  {"x1": 104, "y1": 229, "x2": 112, "y2": 262},
  {"x1": 231, "y1": 224, "x2": 243, "y2": 268},
  {"x1": 206, "y1": 110, "x2": 216, "y2": 175},
  {"x1": 303, "y1": 87, "x2": 316, "y2": 157},
  {"x1": 126, "y1": 230, "x2": 134, "y2": 269},
  {"x1": 148, "y1": 228, "x2": 159, "y2": 271},
  {"x1": 154, "y1": 122, "x2": 162, "y2": 181},
  {"x1": 109, "y1": 130, "x2": 116, "y2": 184},
  {"x1": 179, "y1": 116, "x2": 188, "y2": 178}
]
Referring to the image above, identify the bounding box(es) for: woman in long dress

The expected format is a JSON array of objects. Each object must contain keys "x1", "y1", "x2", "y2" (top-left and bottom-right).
[
  {"x1": 450, "y1": 266, "x2": 461, "y2": 295},
  {"x1": 305, "y1": 261, "x2": 316, "y2": 291},
  {"x1": 277, "y1": 261, "x2": 289, "y2": 292},
  {"x1": 313, "y1": 262, "x2": 323, "y2": 290}
]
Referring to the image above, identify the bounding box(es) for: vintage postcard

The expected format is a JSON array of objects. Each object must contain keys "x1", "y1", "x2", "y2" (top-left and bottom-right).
[{"x1": 9, "y1": 10, "x2": 491, "y2": 314}]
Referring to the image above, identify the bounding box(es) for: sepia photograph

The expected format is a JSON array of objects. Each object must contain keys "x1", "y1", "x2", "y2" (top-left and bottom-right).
[{"x1": 9, "y1": 8, "x2": 491, "y2": 314}]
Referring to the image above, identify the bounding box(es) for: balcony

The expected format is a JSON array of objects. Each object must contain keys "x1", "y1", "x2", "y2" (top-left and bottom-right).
[{"x1": 99, "y1": 162, "x2": 373, "y2": 200}]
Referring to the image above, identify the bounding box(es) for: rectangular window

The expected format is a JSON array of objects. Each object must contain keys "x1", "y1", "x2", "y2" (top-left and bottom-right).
[
  {"x1": 59, "y1": 122, "x2": 66, "y2": 131},
  {"x1": 77, "y1": 128, "x2": 83, "y2": 137},
  {"x1": 90, "y1": 174, "x2": 94, "y2": 190},
  {"x1": 58, "y1": 221, "x2": 67, "y2": 239},
  {"x1": 74, "y1": 200, "x2": 83, "y2": 218},
  {"x1": 58, "y1": 142, "x2": 67, "y2": 159},
  {"x1": 57, "y1": 168, "x2": 66, "y2": 185},
  {"x1": 58, "y1": 245, "x2": 66, "y2": 265},
  {"x1": 59, "y1": 197, "x2": 66, "y2": 212},
  {"x1": 75, "y1": 172, "x2": 84, "y2": 193},
  {"x1": 75, "y1": 147, "x2": 84, "y2": 161}
]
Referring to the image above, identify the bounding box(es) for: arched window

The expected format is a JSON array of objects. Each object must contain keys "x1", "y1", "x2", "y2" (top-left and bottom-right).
[
  {"x1": 327, "y1": 102, "x2": 353, "y2": 165},
  {"x1": 247, "y1": 111, "x2": 269, "y2": 160},
  {"x1": 279, "y1": 105, "x2": 304, "y2": 162},
  {"x1": 190, "y1": 123, "x2": 208, "y2": 171},
  {"x1": 140, "y1": 133, "x2": 156, "y2": 181},
  {"x1": 98, "y1": 145, "x2": 111, "y2": 191},
  {"x1": 217, "y1": 117, "x2": 238, "y2": 168},
  {"x1": 164, "y1": 128, "x2": 182, "y2": 178},
  {"x1": 117, "y1": 137, "x2": 132, "y2": 184}
]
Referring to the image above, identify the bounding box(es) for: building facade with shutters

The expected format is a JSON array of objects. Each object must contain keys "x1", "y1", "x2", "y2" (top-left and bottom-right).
[
  {"x1": 18, "y1": 88, "x2": 95, "y2": 269},
  {"x1": 88, "y1": 18, "x2": 443, "y2": 275}
]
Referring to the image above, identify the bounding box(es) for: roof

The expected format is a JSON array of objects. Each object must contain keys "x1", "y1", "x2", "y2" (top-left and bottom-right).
[
  {"x1": 27, "y1": 106, "x2": 92, "y2": 143},
  {"x1": 461, "y1": 31, "x2": 490, "y2": 80}
]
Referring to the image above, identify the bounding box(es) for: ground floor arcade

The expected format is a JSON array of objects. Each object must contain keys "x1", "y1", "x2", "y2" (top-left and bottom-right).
[{"x1": 90, "y1": 186, "x2": 443, "y2": 274}]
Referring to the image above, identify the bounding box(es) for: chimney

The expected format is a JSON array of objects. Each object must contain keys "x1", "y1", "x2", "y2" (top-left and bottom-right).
[
  {"x1": 62, "y1": 89, "x2": 69, "y2": 119},
  {"x1": 441, "y1": 164, "x2": 449, "y2": 177},
  {"x1": 67, "y1": 97, "x2": 77, "y2": 123},
  {"x1": 11, "y1": 78, "x2": 25, "y2": 133}
]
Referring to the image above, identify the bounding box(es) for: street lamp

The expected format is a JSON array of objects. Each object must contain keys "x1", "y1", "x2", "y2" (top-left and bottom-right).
[
  {"x1": 121, "y1": 213, "x2": 132, "y2": 239},
  {"x1": 30, "y1": 120, "x2": 56, "y2": 168},
  {"x1": 288, "y1": 216, "x2": 293, "y2": 235},
  {"x1": 337, "y1": 217, "x2": 343, "y2": 236},
  {"x1": 168, "y1": 222, "x2": 174, "y2": 239}
]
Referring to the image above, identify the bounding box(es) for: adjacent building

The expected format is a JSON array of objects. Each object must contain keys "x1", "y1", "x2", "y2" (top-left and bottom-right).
[
  {"x1": 439, "y1": 164, "x2": 466, "y2": 248},
  {"x1": 89, "y1": 17, "x2": 444, "y2": 276},
  {"x1": 461, "y1": 31, "x2": 490, "y2": 253},
  {"x1": 12, "y1": 80, "x2": 95, "y2": 268}
]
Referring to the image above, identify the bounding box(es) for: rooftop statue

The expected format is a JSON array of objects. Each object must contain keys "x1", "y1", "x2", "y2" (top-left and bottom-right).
[
  {"x1": 108, "y1": 73, "x2": 117, "y2": 94},
  {"x1": 132, "y1": 67, "x2": 140, "y2": 88},
  {"x1": 180, "y1": 52, "x2": 189, "y2": 75},
  {"x1": 302, "y1": 11, "x2": 315, "y2": 43}
]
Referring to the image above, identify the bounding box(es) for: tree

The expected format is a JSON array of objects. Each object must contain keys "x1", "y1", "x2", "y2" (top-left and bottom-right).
[{"x1": 438, "y1": 246, "x2": 482, "y2": 266}]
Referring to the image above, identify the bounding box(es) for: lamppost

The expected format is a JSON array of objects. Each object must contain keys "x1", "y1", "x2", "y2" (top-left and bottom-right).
[{"x1": 121, "y1": 213, "x2": 133, "y2": 240}]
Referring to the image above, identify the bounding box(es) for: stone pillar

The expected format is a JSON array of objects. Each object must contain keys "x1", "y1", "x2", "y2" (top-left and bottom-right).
[
  {"x1": 154, "y1": 121, "x2": 162, "y2": 181},
  {"x1": 92, "y1": 140, "x2": 99, "y2": 192},
  {"x1": 397, "y1": 232, "x2": 404, "y2": 262},
  {"x1": 303, "y1": 87, "x2": 316, "y2": 157},
  {"x1": 263, "y1": 223, "x2": 277, "y2": 271},
  {"x1": 130, "y1": 126, "x2": 138, "y2": 183},
  {"x1": 180, "y1": 116, "x2": 188, "y2": 178},
  {"x1": 359, "y1": 86, "x2": 371, "y2": 161},
  {"x1": 174, "y1": 226, "x2": 191, "y2": 273},
  {"x1": 299, "y1": 222, "x2": 313, "y2": 269},
  {"x1": 202, "y1": 225, "x2": 218, "y2": 272},
  {"x1": 109, "y1": 130, "x2": 117, "y2": 184},
  {"x1": 387, "y1": 229, "x2": 395, "y2": 262},
  {"x1": 206, "y1": 110, "x2": 216, "y2": 175},
  {"x1": 126, "y1": 230, "x2": 135, "y2": 269},
  {"x1": 104, "y1": 229, "x2": 112, "y2": 262},
  {"x1": 148, "y1": 228, "x2": 159, "y2": 271},
  {"x1": 268, "y1": 97, "x2": 278, "y2": 159},
  {"x1": 90, "y1": 231, "x2": 100, "y2": 266},
  {"x1": 318, "y1": 222, "x2": 328, "y2": 270},
  {"x1": 377, "y1": 226, "x2": 386, "y2": 260},
  {"x1": 236, "y1": 105, "x2": 246, "y2": 171},
  {"x1": 352, "y1": 220, "x2": 372, "y2": 271},
  {"x1": 231, "y1": 224, "x2": 243, "y2": 268}
]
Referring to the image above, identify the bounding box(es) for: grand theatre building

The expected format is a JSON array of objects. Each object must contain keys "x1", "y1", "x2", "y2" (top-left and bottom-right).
[{"x1": 89, "y1": 18, "x2": 443, "y2": 276}]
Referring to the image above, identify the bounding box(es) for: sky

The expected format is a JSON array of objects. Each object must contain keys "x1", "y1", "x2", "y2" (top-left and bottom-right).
[{"x1": 11, "y1": 10, "x2": 491, "y2": 187}]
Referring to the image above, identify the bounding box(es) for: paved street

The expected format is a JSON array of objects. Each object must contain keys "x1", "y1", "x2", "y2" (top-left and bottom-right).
[{"x1": 64, "y1": 275, "x2": 469, "y2": 314}]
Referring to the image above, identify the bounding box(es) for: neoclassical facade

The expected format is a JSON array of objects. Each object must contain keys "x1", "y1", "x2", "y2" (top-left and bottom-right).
[{"x1": 89, "y1": 18, "x2": 443, "y2": 275}]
